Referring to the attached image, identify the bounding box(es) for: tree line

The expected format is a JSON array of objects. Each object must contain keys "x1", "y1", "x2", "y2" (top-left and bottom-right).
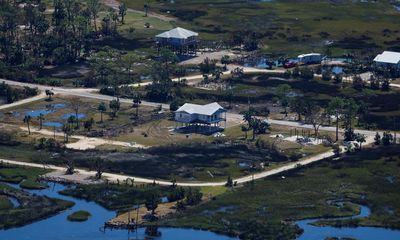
[{"x1": 0, "y1": 0, "x2": 128, "y2": 80}]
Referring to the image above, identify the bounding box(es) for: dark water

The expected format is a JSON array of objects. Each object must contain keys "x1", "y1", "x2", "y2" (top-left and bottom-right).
[
  {"x1": 42, "y1": 121, "x2": 63, "y2": 128},
  {"x1": 296, "y1": 204, "x2": 400, "y2": 240},
  {"x1": 24, "y1": 103, "x2": 66, "y2": 118},
  {"x1": 7, "y1": 196, "x2": 20, "y2": 208},
  {"x1": 62, "y1": 113, "x2": 86, "y2": 120},
  {"x1": 0, "y1": 183, "x2": 237, "y2": 240},
  {"x1": 322, "y1": 66, "x2": 344, "y2": 75}
]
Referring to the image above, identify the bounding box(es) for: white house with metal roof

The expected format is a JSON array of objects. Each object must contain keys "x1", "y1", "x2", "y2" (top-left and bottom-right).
[
  {"x1": 155, "y1": 27, "x2": 198, "y2": 55},
  {"x1": 373, "y1": 51, "x2": 400, "y2": 70},
  {"x1": 174, "y1": 102, "x2": 227, "y2": 131}
]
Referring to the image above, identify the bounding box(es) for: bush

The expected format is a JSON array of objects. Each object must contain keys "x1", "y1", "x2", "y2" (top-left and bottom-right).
[
  {"x1": 300, "y1": 67, "x2": 314, "y2": 80},
  {"x1": 67, "y1": 210, "x2": 91, "y2": 222},
  {"x1": 382, "y1": 132, "x2": 394, "y2": 146},
  {"x1": 322, "y1": 71, "x2": 332, "y2": 81},
  {"x1": 185, "y1": 188, "x2": 203, "y2": 206}
]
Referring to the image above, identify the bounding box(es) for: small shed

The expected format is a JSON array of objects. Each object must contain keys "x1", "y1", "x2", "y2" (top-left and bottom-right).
[{"x1": 155, "y1": 27, "x2": 198, "y2": 55}]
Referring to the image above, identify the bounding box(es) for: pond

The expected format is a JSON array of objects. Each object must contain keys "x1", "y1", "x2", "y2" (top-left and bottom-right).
[
  {"x1": 62, "y1": 113, "x2": 86, "y2": 120},
  {"x1": 242, "y1": 58, "x2": 297, "y2": 69},
  {"x1": 0, "y1": 182, "x2": 237, "y2": 240},
  {"x1": 24, "y1": 103, "x2": 67, "y2": 118},
  {"x1": 296, "y1": 203, "x2": 400, "y2": 240},
  {"x1": 42, "y1": 121, "x2": 63, "y2": 128},
  {"x1": 322, "y1": 66, "x2": 344, "y2": 75}
]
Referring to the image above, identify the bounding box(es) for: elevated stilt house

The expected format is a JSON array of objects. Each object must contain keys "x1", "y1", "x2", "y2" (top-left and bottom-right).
[
  {"x1": 155, "y1": 27, "x2": 198, "y2": 55},
  {"x1": 373, "y1": 51, "x2": 400, "y2": 76},
  {"x1": 174, "y1": 102, "x2": 227, "y2": 133}
]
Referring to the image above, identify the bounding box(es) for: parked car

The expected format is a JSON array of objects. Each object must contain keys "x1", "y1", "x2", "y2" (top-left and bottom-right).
[{"x1": 284, "y1": 61, "x2": 297, "y2": 68}]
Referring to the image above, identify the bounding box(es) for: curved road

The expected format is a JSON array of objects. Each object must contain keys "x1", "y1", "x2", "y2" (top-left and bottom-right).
[
  {"x1": 0, "y1": 77, "x2": 385, "y2": 187},
  {"x1": 0, "y1": 148, "x2": 340, "y2": 187}
]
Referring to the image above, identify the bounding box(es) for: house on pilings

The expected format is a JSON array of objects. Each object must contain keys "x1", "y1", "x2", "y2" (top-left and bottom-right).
[{"x1": 155, "y1": 27, "x2": 198, "y2": 56}]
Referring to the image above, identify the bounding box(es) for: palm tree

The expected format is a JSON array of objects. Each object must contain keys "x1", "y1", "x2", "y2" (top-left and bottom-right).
[
  {"x1": 276, "y1": 84, "x2": 291, "y2": 117},
  {"x1": 71, "y1": 98, "x2": 82, "y2": 129},
  {"x1": 97, "y1": 102, "x2": 107, "y2": 123},
  {"x1": 37, "y1": 113, "x2": 44, "y2": 130},
  {"x1": 23, "y1": 115, "x2": 32, "y2": 134},
  {"x1": 62, "y1": 124, "x2": 72, "y2": 143},
  {"x1": 241, "y1": 125, "x2": 248, "y2": 139},
  {"x1": 327, "y1": 97, "x2": 345, "y2": 142},
  {"x1": 212, "y1": 68, "x2": 224, "y2": 81},
  {"x1": 221, "y1": 55, "x2": 230, "y2": 70},
  {"x1": 243, "y1": 109, "x2": 254, "y2": 130},
  {"x1": 110, "y1": 10, "x2": 119, "y2": 34},
  {"x1": 144, "y1": 4, "x2": 149, "y2": 17},
  {"x1": 45, "y1": 89, "x2": 54, "y2": 101},
  {"x1": 118, "y1": 3, "x2": 127, "y2": 24},
  {"x1": 93, "y1": 158, "x2": 105, "y2": 180},
  {"x1": 122, "y1": 53, "x2": 139, "y2": 82},
  {"x1": 132, "y1": 94, "x2": 142, "y2": 119},
  {"x1": 231, "y1": 67, "x2": 244, "y2": 79},
  {"x1": 67, "y1": 115, "x2": 76, "y2": 129},
  {"x1": 355, "y1": 133, "x2": 366, "y2": 150},
  {"x1": 66, "y1": 159, "x2": 75, "y2": 175},
  {"x1": 109, "y1": 98, "x2": 120, "y2": 119},
  {"x1": 88, "y1": 0, "x2": 100, "y2": 33}
]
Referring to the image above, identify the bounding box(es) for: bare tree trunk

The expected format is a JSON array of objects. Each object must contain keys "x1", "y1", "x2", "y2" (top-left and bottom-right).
[{"x1": 335, "y1": 115, "x2": 339, "y2": 142}]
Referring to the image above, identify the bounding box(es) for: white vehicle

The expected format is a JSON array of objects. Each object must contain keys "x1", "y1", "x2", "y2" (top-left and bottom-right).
[{"x1": 297, "y1": 53, "x2": 323, "y2": 64}]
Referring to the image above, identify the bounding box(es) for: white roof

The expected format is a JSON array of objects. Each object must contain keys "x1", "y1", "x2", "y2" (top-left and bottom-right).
[
  {"x1": 156, "y1": 27, "x2": 198, "y2": 39},
  {"x1": 176, "y1": 102, "x2": 225, "y2": 116},
  {"x1": 298, "y1": 53, "x2": 322, "y2": 58},
  {"x1": 373, "y1": 51, "x2": 400, "y2": 64}
]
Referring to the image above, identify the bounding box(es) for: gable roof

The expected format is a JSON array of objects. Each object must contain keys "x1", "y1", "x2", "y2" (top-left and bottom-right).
[
  {"x1": 374, "y1": 51, "x2": 400, "y2": 64},
  {"x1": 156, "y1": 27, "x2": 198, "y2": 39},
  {"x1": 175, "y1": 102, "x2": 225, "y2": 116}
]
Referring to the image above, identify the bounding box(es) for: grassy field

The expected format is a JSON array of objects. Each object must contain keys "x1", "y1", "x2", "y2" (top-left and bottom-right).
[
  {"x1": 60, "y1": 183, "x2": 185, "y2": 211},
  {"x1": 0, "y1": 195, "x2": 13, "y2": 210},
  {"x1": 159, "y1": 145, "x2": 400, "y2": 239},
  {"x1": 122, "y1": 0, "x2": 400, "y2": 55},
  {"x1": 0, "y1": 166, "x2": 49, "y2": 190}
]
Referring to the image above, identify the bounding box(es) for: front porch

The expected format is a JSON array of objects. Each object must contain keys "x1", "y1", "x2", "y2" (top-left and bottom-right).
[{"x1": 174, "y1": 118, "x2": 226, "y2": 135}]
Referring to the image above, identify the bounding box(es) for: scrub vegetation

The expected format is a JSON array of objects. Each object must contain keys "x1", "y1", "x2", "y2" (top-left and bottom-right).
[{"x1": 160, "y1": 145, "x2": 400, "y2": 239}]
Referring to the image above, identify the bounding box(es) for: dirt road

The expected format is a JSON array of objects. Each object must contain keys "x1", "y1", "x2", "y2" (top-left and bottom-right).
[
  {"x1": 19, "y1": 127, "x2": 147, "y2": 150},
  {"x1": 102, "y1": 0, "x2": 176, "y2": 22}
]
